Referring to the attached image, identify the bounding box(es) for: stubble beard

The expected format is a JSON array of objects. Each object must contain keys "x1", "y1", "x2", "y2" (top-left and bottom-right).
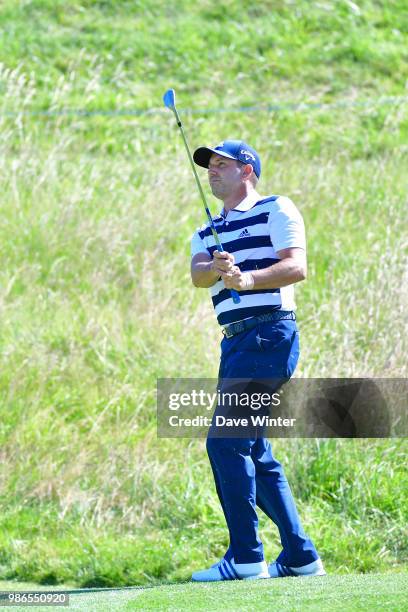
[{"x1": 209, "y1": 180, "x2": 227, "y2": 201}]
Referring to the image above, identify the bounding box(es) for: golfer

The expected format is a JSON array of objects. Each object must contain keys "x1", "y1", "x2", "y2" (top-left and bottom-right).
[{"x1": 190, "y1": 140, "x2": 325, "y2": 581}]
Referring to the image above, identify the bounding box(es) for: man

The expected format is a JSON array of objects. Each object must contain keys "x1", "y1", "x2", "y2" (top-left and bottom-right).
[{"x1": 189, "y1": 140, "x2": 325, "y2": 581}]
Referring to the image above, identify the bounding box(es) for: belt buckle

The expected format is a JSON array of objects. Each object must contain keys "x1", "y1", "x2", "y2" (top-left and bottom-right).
[{"x1": 222, "y1": 326, "x2": 233, "y2": 339}]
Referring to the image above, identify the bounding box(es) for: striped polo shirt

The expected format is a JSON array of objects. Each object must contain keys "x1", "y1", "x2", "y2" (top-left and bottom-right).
[{"x1": 191, "y1": 192, "x2": 306, "y2": 326}]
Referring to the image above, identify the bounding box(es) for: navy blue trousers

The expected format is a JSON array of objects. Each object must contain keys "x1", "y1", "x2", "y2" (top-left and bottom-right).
[{"x1": 206, "y1": 318, "x2": 319, "y2": 566}]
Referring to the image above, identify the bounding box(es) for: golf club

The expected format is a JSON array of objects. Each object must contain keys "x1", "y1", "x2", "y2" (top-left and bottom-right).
[{"x1": 163, "y1": 88, "x2": 241, "y2": 305}]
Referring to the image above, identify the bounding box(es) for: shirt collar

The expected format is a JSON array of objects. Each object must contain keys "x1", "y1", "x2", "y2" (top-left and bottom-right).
[{"x1": 221, "y1": 191, "x2": 263, "y2": 215}]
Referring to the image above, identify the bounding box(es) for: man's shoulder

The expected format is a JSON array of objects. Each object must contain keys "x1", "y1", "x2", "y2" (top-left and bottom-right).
[
  {"x1": 253, "y1": 194, "x2": 286, "y2": 211},
  {"x1": 192, "y1": 222, "x2": 208, "y2": 238},
  {"x1": 257, "y1": 194, "x2": 280, "y2": 204},
  {"x1": 192, "y1": 218, "x2": 217, "y2": 241},
  {"x1": 195, "y1": 211, "x2": 224, "y2": 232},
  {"x1": 257, "y1": 194, "x2": 293, "y2": 207},
  {"x1": 240, "y1": 195, "x2": 279, "y2": 215},
  {"x1": 261, "y1": 195, "x2": 302, "y2": 219}
]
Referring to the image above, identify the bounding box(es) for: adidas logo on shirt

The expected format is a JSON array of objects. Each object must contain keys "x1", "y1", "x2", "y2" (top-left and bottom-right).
[{"x1": 238, "y1": 228, "x2": 251, "y2": 238}]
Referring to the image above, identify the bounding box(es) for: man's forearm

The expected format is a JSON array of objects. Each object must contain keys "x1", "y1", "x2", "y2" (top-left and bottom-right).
[
  {"x1": 191, "y1": 261, "x2": 220, "y2": 288},
  {"x1": 251, "y1": 258, "x2": 306, "y2": 289}
]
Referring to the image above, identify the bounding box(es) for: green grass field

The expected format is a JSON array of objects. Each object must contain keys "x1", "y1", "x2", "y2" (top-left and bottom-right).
[
  {"x1": 0, "y1": 0, "x2": 407, "y2": 600},
  {"x1": 1, "y1": 572, "x2": 408, "y2": 611}
]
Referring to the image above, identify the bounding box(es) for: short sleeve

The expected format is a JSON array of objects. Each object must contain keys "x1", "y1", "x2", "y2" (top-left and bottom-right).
[
  {"x1": 191, "y1": 229, "x2": 209, "y2": 258},
  {"x1": 268, "y1": 196, "x2": 306, "y2": 252}
]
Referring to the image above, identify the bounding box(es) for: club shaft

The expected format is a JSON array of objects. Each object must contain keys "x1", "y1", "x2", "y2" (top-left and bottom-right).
[
  {"x1": 171, "y1": 105, "x2": 241, "y2": 305},
  {"x1": 172, "y1": 109, "x2": 222, "y2": 245}
]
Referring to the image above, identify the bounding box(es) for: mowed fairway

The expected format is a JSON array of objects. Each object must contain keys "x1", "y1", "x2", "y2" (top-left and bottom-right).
[{"x1": 1, "y1": 573, "x2": 407, "y2": 611}]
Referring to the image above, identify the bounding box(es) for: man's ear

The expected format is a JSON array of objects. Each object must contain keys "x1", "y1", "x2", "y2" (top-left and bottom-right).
[{"x1": 242, "y1": 164, "x2": 254, "y2": 180}]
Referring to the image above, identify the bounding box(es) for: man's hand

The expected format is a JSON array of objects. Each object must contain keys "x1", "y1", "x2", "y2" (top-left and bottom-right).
[
  {"x1": 191, "y1": 250, "x2": 254, "y2": 290},
  {"x1": 222, "y1": 266, "x2": 254, "y2": 291},
  {"x1": 211, "y1": 251, "x2": 254, "y2": 291},
  {"x1": 191, "y1": 250, "x2": 236, "y2": 288},
  {"x1": 211, "y1": 250, "x2": 236, "y2": 275}
]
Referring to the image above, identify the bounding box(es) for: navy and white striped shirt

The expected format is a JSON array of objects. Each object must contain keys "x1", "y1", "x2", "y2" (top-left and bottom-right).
[{"x1": 191, "y1": 192, "x2": 306, "y2": 326}]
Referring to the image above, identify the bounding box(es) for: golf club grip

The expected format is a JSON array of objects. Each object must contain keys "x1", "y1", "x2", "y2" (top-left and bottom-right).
[
  {"x1": 230, "y1": 289, "x2": 241, "y2": 304},
  {"x1": 213, "y1": 245, "x2": 241, "y2": 304}
]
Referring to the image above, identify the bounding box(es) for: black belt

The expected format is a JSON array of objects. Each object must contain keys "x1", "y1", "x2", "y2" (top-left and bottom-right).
[{"x1": 222, "y1": 311, "x2": 296, "y2": 339}]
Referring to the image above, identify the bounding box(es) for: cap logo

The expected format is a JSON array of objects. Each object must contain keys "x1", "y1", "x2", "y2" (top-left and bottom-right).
[{"x1": 240, "y1": 149, "x2": 256, "y2": 162}]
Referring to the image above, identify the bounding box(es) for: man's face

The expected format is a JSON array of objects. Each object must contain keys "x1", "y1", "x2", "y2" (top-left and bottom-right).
[{"x1": 207, "y1": 153, "x2": 245, "y2": 199}]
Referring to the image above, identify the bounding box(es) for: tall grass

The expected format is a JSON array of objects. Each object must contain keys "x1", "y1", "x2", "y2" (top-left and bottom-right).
[{"x1": 0, "y1": 1, "x2": 407, "y2": 586}]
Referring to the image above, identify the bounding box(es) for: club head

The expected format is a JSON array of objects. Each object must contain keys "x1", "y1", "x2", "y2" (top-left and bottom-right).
[{"x1": 163, "y1": 89, "x2": 176, "y2": 109}]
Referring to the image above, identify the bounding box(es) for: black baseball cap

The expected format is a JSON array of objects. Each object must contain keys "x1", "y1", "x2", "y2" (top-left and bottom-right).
[{"x1": 193, "y1": 140, "x2": 261, "y2": 178}]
